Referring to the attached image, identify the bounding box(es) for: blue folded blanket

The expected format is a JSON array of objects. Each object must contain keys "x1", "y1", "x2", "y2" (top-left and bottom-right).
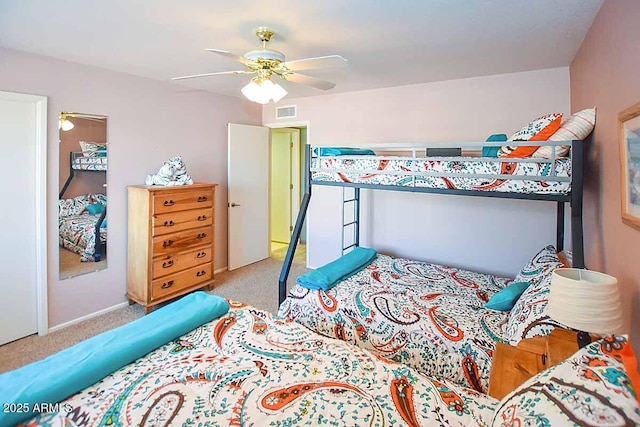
[
  {"x1": 297, "y1": 247, "x2": 377, "y2": 291},
  {"x1": 315, "y1": 147, "x2": 376, "y2": 156},
  {"x1": 0, "y1": 291, "x2": 230, "y2": 426}
]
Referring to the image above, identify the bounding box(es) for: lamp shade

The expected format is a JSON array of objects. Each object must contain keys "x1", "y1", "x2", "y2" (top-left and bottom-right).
[{"x1": 548, "y1": 268, "x2": 623, "y2": 335}]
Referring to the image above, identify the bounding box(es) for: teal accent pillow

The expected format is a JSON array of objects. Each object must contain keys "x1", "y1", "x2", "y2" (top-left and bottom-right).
[
  {"x1": 315, "y1": 147, "x2": 376, "y2": 156},
  {"x1": 0, "y1": 292, "x2": 230, "y2": 426},
  {"x1": 297, "y1": 247, "x2": 377, "y2": 291},
  {"x1": 482, "y1": 133, "x2": 508, "y2": 158},
  {"x1": 485, "y1": 281, "x2": 530, "y2": 311},
  {"x1": 85, "y1": 203, "x2": 105, "y2": 215}
]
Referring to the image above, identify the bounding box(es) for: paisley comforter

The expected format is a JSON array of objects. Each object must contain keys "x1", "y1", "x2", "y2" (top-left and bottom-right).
[
  {"x1": 311, "y1": 156, "x2": 571, "y2": 194},
  {"x1": 59, "y1": 213, "x2": 106, "y2": 262},
  {"x1": 23, "y1": 303, "x2": 497, "y2": 426},
  {"x1": 278, "y1": 254, "x2": 513, "y2": 393}
]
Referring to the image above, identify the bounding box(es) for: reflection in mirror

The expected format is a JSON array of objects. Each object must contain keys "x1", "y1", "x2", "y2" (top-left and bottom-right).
[{"x1": 58, "y1": 112, "x2": 108, "y2": 280}]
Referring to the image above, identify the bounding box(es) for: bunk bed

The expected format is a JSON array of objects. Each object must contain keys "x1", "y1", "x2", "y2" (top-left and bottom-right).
[
  {"x1": 2, "y1": 293, "x2": 638, "y2": 427},
  {"x1": 278, "y1": 138, "x2": 587, "y2": 391},
  {"x1": 58, "y1": 150, "x2": 107, "y2": 262}
]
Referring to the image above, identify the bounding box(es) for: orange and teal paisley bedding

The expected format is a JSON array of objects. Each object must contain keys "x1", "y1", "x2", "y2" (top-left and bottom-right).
[
  {"x1": 311, "y1": 156, "x2": 571, "y2": 194},
  {"x1": 21, "y1": 303, "x2": 499, "y2": 426},
  {"x1": 278, "y1": 254, "x2": 513, "y2": 393},
  {"x1": 59, "y1": 194, "x2": 106, "y2": 262},
  {"x1": 71, "y1": 156, "x2": 107, "y2": 171}
]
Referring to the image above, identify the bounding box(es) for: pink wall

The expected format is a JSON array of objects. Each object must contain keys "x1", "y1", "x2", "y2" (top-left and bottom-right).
[
  {"x1": 570, "y1": 0, "x2": 640, "y2": 344},
  {"x1": 0, "y1": 47, "x2": 262, "y2": 328},
  {"x1": 264, "y1": 68, "x2": 572, "y2": 276}
]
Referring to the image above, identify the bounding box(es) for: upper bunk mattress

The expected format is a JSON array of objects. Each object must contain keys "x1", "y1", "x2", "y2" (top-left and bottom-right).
[
  {"x1": 311, "y1": 156, "x2": 572, "y2": 194},
  {"x1": 278, "y1": 254, "x2": 513, "y2": 393},
  {"x1": 72, "y1": 156, "x2": 107, "y2": 171}
]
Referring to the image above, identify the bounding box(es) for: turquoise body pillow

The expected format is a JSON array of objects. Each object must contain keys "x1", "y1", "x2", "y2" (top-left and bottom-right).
[
  {"x1": 315, "y1": 147, "x2": 376, "y2": 156},
  {"x1": 297, "y1": 247, "x2": 377, "y2": 291},
  {"x1": 0, "y1": 291, "x2": 229, "y2": 426},
  {"x1": 485, "y1": 281, "x2": 530, "y2": 311},
  {"x1": 482, "y1": 133, "x2": 508, "y2": 158}
]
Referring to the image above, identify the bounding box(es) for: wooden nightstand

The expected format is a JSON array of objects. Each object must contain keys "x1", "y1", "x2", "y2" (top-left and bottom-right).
[{"x1": 488, "y1": 328, "x2": 582, "y2": 399}]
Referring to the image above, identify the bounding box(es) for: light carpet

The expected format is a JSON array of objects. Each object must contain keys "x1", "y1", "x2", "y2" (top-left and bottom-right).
[{"x1": 0, "y1": 256, "x2": 308, "y2": 373}]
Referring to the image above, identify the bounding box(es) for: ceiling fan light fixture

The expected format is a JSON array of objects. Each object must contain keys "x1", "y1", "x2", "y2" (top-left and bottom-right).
[{"x1": 241, "y1": 77, "x2": 287, "y2": 104}]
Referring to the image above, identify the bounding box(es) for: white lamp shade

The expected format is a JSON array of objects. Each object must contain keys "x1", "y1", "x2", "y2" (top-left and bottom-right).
[
  {"x1": 548, "y1": 268, "x2": 624, "y2": 335},
  {"x1": 241, "y1": 78, "x2": 287, "y2": 104}
]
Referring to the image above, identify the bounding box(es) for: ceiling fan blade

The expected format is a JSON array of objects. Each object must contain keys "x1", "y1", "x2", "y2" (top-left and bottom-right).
[
  {"x1": 205, "y1": 49, "x2": 252, "y2": 65},
  {"x1": 172, "y1": 70, "x2": 253, "y2": 81},
  {"x1": 285, "y1": 73, "x2": 336, "y2": 90},
  {"x1": 284, "y1": 55, "x2": 347, "y2": 72}
]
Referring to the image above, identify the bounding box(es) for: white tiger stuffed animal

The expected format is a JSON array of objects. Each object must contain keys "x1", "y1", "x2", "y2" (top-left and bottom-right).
[{"x1": 145, "y1": 156, "x2": 194, "y2": 186}]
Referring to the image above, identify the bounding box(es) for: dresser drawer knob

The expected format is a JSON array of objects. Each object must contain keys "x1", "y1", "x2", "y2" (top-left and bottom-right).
[
  {"x1": 162, "y1": 239, "x2": 174, "y2": 248},
  {"x1": 197, "y1": 196, "x2": 207, "y2": 202},
  {"x1": 196, "y1": 251, "x2": 207, "y2": 258},
  {"x1": 161, "y1": 280, "x2": 174, "y2": 289},
  {"x1": 197, "y1": 215, "x2": 207, "y2": 221},
  {"x1": 197, "y1": 233, "x2": 207, "y2": 239},
  {"x1": 162, "y1": 259, "x2": 174, "y2": 268},
  {"x1": 196, "y1": 270, "x2": 207, "y2": 277},
  {"x1": 163, "y1": 199, "x2": 175, "y2": 206},
  {"x1": 163, "y1": 220, "x2": 175, "y2": 227}
]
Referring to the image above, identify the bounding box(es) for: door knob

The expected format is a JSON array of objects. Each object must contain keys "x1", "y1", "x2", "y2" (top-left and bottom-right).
[{"x1": 229, "y1": 203, "x2": 241, "y2": 207}]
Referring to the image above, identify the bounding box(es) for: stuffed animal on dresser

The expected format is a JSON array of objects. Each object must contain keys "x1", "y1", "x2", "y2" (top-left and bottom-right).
[{"x1": 145, "y1": 156, "x2": 194, "y2": 186}]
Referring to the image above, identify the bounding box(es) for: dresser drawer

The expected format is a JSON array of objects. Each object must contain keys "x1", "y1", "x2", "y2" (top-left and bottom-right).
[
  {"x1": 151, "y1": 264, "x2": 212, "y2": 300},
  {"x1": 153, "y1": 188, "x2": 213, "y2": 214},
  {"x1": 153, "y1": 207, "x2": 213, "y2": 236},
  {"x1": 152, "y1": 245, "x2": 212, "y2": 278},
  {"x1": 152, "y1": 226, "x2": 212, "y2": 256}
]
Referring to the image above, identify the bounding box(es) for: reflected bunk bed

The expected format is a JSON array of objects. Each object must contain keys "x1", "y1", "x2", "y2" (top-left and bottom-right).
[
  {"x1": 277, "y1": 138, "x2": 587, "y2": 392},
  {"x1": 58, "y1": 150, "x2": 108, "y2": 261}
]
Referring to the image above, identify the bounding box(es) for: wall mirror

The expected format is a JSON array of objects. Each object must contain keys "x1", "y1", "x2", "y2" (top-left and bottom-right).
[{"x1": 58, "y1": 112, "x2": 108, "y2": 280}]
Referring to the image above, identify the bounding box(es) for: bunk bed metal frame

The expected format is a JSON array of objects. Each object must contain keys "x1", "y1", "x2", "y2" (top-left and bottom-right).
[
  {"x1": 279, "y1": 139, "x2": 586, "y2": 304},
  {"x1": 59, "y1": 150, "x2": 107, "y2": 261}
]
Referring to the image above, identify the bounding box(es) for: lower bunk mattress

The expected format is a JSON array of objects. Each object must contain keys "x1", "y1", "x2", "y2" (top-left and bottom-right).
[{"x1": 278, "y1": 254, "x2": 513, "y2": 393}]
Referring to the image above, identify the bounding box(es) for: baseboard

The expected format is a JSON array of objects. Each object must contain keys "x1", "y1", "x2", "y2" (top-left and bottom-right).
[
  {"x1": 215, "y1": 266, "x2": 228, "y2": 275},
  {"x1": 48, "y1": 301, "x2": 129, "y2": 333}
]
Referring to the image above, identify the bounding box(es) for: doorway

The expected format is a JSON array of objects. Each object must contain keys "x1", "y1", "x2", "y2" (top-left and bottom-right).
[{"x1": 269, "y1": 126, "x2": 306, "y2": 264}]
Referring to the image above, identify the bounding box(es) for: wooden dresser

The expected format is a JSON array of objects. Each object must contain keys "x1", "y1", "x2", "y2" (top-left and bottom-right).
[{"x1": 127, "y1": 182, "x2": 217, "y2": 313}]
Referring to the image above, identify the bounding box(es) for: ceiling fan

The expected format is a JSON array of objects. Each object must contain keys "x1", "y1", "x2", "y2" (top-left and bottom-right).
[{"x1": 172, "y1": 27, "x2": 348, "y2": 104}]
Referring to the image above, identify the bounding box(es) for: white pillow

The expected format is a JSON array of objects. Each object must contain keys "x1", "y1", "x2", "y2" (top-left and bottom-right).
[{"x1": 532, "y1": 107, "x2": 596, "y2": 158}]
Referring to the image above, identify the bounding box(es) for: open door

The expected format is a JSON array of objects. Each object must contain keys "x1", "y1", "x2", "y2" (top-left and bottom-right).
[{"x1": 227, "y1": 123, "x2": 270, "y2": 270}]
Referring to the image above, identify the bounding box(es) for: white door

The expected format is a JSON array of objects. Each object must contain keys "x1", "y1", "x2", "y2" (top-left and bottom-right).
[
  {"x1": 0, "y1": 91, "x2": 45, "y2": 345},
  {"x1": 228, "y1": 123, "x2": 270, "y2": 270}
]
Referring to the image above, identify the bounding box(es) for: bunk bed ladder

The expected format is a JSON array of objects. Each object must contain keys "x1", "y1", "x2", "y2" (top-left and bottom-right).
[
  {"x1": 279, "y1": 144, "x2": 312, "y2": 304},
  {"x1": 341, "y1": 187, "x2": 360, "y2": 254}
]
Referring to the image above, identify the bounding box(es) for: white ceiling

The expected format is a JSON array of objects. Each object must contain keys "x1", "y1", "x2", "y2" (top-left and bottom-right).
[{"x1": 0, "y1": 0, "x2": 604, "y2": 99}]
